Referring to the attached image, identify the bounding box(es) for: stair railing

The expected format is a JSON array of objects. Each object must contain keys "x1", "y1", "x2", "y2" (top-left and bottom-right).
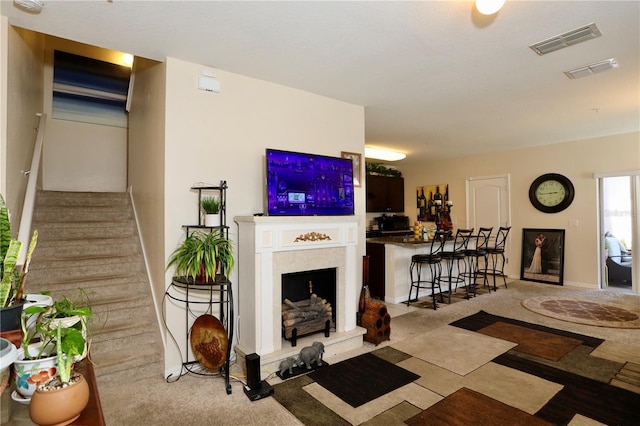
[{"x1": 17, "y1": 113, "x2": 47, "y2": 264}]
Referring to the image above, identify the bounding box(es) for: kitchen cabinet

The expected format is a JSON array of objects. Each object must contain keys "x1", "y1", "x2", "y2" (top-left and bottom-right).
[{"x1": 366, "y1": 175, "x2": 405, "y2": 212}]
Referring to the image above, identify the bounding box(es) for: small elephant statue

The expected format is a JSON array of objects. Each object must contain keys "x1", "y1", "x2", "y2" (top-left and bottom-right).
[
  {"x1": 278, "y1": 357, "x2": 298, "y2": 376},
  {"x1": 297, "y1": 341, "x2": 325, "y2": 370}
]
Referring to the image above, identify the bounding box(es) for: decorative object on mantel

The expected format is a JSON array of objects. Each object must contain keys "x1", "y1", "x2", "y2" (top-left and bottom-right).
[
  {"x1": 294, "y1": 232, "x2": 331, "y2": 242},
  {"x1": 365, "y1": 162, "x2": 402, "y2": 177}
]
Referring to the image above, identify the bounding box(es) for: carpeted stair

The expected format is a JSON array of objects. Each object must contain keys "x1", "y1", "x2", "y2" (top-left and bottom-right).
[{"x1": 26, "y1": 190, "x2": 164, "y2": 386}]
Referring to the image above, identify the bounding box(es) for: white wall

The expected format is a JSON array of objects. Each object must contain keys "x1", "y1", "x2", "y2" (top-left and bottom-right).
[
  {"x1": 160, "y1": 58, "x2": 366, "y2": 373},
  {"x1": 41, "y1": 36, "x2": 128, "y2": 192},
  {"x1": 401, "y1": 131, "x2": 640, "y2": 290},
  {"x1": 3, "y1": 24, "x2": 44, "y2": 227}
]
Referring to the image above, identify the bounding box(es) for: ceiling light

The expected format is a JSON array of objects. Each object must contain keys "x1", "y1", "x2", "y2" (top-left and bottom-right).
[
  {"x1": 529, "y1": 23, "x2": 601, "y2": 56},
  {"x1": 364, "y1": 147, "x2": 406, "y2": 162},
  {"x1": 475, "y1": 0, "x2": 505, "y2": 15},
  {"x1": 122, "y1": 53, "x2": 134, "y2": 66},
  {"x1": 564, "y1": 58, "x2": 619, "y2": 79},
  {"x1": 13, "y1": 0, "x2": 44, "y2": 13}
]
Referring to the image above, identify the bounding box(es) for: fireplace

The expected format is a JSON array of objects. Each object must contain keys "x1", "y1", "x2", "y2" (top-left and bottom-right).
[
  {"x1": 235, "y1": 215, "x2": 365, "y2": 373},
  {"x1": 282, "y1": 267, "x2": 336, "y2": 345}
]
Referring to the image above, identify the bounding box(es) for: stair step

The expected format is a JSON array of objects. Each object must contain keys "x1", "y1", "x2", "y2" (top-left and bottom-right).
[
  {"x1": 29, "y1": 190, "x2": 165, "y2": 387},
  {"x1": 36, "y1": 190, "x2": 130, "y2": 207}
]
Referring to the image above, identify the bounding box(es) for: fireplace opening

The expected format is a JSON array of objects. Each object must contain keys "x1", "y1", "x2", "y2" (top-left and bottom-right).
[{"x1": 281, "y1": 267, "x2": 337, "y2": 346}]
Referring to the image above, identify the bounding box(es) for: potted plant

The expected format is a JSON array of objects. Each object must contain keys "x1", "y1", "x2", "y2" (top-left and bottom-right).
[
  {"x1": 201, "y1": 196, "x2": 221, "y2": 227},
  {"x1": 12, "y1": 293, "x2": 92, "y2": 400},
  {"x1": 0, "y1": 193, "x2": 38, "y2": 334},
  {"x1": 167, "y1": 229, "x2": 234, "y2": 283},
  {"x1": 28, "y1": 323, "x2": 90, "y2": 426}
]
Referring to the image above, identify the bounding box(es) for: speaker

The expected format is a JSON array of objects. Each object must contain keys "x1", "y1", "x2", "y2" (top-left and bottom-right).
[{"x1": 245, "y1": 353, "x2": 261, "y2": 391}]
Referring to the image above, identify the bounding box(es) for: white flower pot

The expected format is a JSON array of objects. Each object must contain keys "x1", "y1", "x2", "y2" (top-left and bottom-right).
[
  {"x1": 23, "y1": 294, "x2": 54, "y2": 332},
  {"x1": 13, "y1": 342, "x2": 57, "y2": 398},
  {"x1": 204, "y1": 214, "x2": 220, "y2": 227}
]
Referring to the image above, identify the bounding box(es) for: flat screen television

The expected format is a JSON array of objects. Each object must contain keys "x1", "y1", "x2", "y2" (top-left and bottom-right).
[{"x1": 265, "y1": 149, "x2": 355, "y2": 216}]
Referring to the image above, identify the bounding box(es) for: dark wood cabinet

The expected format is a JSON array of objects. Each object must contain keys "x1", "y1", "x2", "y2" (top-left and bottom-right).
[
  {"x1": 366, "y1": 175, "x2": 405, "y2": 213},
  {"x1": 366, "y1": 242, "x2": 385, "y2": 299}
]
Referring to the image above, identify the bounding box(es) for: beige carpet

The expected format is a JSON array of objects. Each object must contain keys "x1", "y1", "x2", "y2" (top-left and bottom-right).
[
  {"x1": 6, "y1": 280, "x2": 640, "y2": 425},
  {"x1": 522, "y1": 293, "x2": 640, "y2": 328}
]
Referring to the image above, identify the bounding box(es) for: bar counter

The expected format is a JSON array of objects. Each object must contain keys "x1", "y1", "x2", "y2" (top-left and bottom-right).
[{"x1": 366, "y1": 235, "x2": 457, "y2": 304}]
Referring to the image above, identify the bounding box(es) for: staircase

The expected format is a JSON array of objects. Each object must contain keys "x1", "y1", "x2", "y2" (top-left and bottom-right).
[{"x1": 26, "y1": 190, "x2": 164, "y2": 386}]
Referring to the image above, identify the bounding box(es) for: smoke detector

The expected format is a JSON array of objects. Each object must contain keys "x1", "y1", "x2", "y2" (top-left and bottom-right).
[
  {"x1": 530, "y1": 23, "x2": 601, "y2": 55},
  {"x1": 564, "y1": 58, "x2": 619, "y2": 79}
]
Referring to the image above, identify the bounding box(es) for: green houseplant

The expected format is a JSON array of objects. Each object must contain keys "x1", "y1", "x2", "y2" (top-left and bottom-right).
[
  {"x1": 167, "y1": 229, "x2": 234, "y2": 283},
  {"x1": 201, "y1": 196, "x2": 221, "y2": 227},
  {"x1": 13, "y1": 293, "x2": 92, "y2": 400},
  {"x1": 1, "y1": 193, "x2": 38, "y2": 333}
]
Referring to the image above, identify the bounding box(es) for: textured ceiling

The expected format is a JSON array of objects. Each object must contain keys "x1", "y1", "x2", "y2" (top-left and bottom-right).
[{"x1": 2, "y1": 0, "x2": 639, "y2": 165}]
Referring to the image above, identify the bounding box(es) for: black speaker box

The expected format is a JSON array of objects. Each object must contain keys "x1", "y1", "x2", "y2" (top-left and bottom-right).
[{"x1": 245, "y1": 353, "x2": 261, "y2": 391}]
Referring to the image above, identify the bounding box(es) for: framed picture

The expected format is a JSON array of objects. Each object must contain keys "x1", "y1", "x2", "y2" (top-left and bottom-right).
[
  {"x1": 341, "y1": 152, "x2": 362, "y2": 187},
  {"x1": 521, "y1": 228, "x2": 565, "y2": 285}
]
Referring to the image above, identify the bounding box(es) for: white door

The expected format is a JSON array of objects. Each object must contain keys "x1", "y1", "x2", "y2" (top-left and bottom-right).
[{"x1": 466, "y1": 175, "x2": 512, "y2": 274}]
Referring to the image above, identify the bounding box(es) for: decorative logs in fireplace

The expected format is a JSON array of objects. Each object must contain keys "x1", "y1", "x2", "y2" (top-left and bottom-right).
[
  {"x1": 361, "y1": 299, "x2": 390, "y2": 345},
  {"x1": 282, "y1": 294, "x2": 332, "y2": 347}
]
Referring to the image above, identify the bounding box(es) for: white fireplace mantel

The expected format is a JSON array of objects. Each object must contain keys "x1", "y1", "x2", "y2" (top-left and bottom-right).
[{"x1": 235, "y1": 215, "x2": 362, "y2": 361}]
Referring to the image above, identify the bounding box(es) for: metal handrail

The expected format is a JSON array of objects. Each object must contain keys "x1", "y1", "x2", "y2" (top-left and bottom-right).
[{"x1": 17, "y1": 113, "x2": 47, "y2": 264}]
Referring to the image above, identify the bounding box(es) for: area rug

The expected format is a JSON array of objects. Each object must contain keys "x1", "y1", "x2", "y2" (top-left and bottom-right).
[
  {"x1": 307, "y1": 351, "x2": 419, "y2": 407},
  {"x1": 270, "y1": 311, "x2": 640, "y2": 426},
  {"x1": 405, "y1": 387, "x2": 553, "y2": 426},
  {"x1": 522, "y1": 295, "x2": 640, "y2": 328}
]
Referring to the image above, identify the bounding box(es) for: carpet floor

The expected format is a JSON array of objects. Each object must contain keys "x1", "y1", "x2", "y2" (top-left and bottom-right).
[{"x1": 271, "y1": 308, "x2": 640, "y2": 425}]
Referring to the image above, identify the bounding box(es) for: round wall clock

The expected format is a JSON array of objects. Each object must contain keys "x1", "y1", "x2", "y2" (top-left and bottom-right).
[{"x1": 528, "y1": 173, "x2": 575, "y2": 213}]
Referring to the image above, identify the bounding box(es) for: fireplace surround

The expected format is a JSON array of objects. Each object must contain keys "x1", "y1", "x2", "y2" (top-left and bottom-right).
[{"x1": 235, "y1": 215, "x2": 365, "y2": 375}]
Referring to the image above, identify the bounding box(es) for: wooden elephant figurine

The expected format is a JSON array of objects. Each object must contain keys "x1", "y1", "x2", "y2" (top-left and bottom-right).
[{"x1": 297, "y1": 341, "x2": 324, "y2": 369}]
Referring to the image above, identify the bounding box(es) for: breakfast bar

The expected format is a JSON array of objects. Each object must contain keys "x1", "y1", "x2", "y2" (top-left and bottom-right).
[{"x1": 367, "y1": 236, "x2": 460, "y2": 304}]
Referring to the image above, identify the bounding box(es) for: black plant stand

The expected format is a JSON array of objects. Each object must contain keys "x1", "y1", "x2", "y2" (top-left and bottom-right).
[{"x1": 164, "y1": 277, "x2": 234, "y2": 394}]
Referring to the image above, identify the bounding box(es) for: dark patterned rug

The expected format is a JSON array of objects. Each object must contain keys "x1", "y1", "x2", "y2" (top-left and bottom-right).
[{"x1": 270, "y1": 311, "x2": 640, "y2": 425}]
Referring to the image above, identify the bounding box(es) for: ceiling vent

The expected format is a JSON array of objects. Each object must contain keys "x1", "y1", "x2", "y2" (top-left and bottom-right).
[
  {"x1": 529, "y1": 23, "x2": 601, "y2": 55},
  {"x1": 564, "y1": 58, "x2": 619, "y2": 79}
]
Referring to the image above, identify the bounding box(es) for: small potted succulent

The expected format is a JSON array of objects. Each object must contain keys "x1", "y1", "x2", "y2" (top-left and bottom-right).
[{"x1": 201, "y1": 196, "x2": 221, "y2": 227}]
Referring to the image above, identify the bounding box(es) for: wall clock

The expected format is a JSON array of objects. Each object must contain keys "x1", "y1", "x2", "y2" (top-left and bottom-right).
[{"x1": 528, "y1": 173, "x2": 575, "y2": 213}]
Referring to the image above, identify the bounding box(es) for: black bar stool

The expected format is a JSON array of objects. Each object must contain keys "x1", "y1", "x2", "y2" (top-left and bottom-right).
[
  {"x1": 461, "y1": 227, "x2": 493, "y2": 297},
  {"x1": 436, "y1": 228, "x2": 473, "y2": 303},
  {"x1": 486, "y1": 226, "x2": 511, "y2": 290},
  {"x1": 407, "y1": 230, "x2": 449, "y2": 310}
]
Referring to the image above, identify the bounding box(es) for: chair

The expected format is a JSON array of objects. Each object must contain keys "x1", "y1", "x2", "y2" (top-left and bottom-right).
[
  {"x1": 604, "y1": 232, "x2": 632, "y2": 285},
  {"x1": 461, "y1": 227, "x2": 493, "y2": 297},
  {"x1": 407, "y1": 230, "x2": 449, "y2": 310},
  {"x1": 486, "y1": 226, "x2": 511, "y2": 290},
  {"x1": 436, "y1": 228, "x2": 474, "y2": 303}
]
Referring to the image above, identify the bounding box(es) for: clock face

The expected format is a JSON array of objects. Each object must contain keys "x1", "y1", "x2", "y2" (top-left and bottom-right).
[
  {"x1": 535, "y1": 180, "x2": 566, "y2": 207},
  {"x1": 529, "y1": 173, "x2": 575, "y2": 213}
]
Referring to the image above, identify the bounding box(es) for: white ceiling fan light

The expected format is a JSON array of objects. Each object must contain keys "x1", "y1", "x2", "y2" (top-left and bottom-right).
[
  {"x1": 14, "y1": 0, "x2": 44, "y2": 13},
  {"x1": 475, "y1": 0, "x2": 505, "y2": 16},
  {"x1": 364, "y1": 147, "x2": 406, "y2": 162}
]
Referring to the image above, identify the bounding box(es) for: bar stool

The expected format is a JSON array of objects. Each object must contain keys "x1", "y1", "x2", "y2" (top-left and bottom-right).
[
  {"x1": 436, "y1": 228, "x2": 473, "y2": 303},
  {"x1": 407, "y1": 230, "x2": 449, "y2": 310},
  {"x1": 461, "y1": 227, "x2": 493, "y2": 297},
  {"x1": 486, "y1": 226, "x2": 511, "y2": 290}
]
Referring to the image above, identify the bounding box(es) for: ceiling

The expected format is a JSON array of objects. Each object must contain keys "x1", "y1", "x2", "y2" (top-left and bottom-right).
[{"x1": 2, "y1": 1, "x2": 639, "y2": 165}]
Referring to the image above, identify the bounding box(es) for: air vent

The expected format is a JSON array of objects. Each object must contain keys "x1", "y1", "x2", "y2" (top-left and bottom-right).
[
  {"x1": 564, "y1": 58, "x2": 619, "y2": 79},
  {"x1": 529, "y1": 23, "x2": 601, "y2": 55}
]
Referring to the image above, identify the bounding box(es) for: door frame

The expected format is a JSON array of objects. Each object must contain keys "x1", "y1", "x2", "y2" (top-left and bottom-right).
[
  {"x1": 466, "y1": 174, "x2": 512, "y2": 277},
  {"x1": 595, "y1": 171, "x2": 639, "y2": 293}
]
